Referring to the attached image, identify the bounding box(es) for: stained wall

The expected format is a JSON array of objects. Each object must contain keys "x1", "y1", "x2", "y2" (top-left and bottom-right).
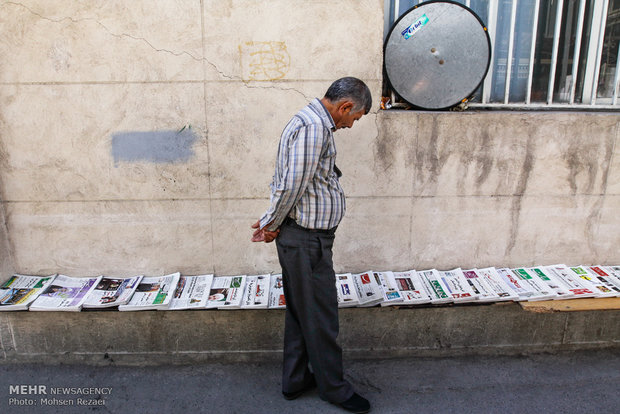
[{"x1": 0, "y1": 1, "x2": 617, "y2": 279}]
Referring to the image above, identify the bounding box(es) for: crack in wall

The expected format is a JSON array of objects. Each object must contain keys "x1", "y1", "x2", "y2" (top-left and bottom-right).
[{"x1": 3, "y1": 1, "x2": 313, "y2": 101}]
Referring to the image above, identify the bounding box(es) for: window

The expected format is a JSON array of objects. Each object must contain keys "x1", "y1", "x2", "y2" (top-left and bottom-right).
[{"x1": 384, "y1": 0, "x2": 620, "y2": 109}]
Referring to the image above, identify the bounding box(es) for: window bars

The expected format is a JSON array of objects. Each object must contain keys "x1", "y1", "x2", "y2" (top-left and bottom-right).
[{"x1": 385, "y1": 0, "x2": 620, "y2": 109}]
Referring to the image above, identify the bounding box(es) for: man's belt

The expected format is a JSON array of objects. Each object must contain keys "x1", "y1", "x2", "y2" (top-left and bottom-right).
[{"x1": 283, "y1": 217, "x2": 337, "y2": 235}]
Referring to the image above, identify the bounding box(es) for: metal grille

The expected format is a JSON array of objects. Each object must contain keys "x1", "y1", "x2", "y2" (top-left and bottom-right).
[{"x1": 384, "y1": 0, "x2": 620, "y2": 109}]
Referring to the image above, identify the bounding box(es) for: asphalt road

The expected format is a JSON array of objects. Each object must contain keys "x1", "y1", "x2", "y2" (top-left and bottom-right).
[{"x1": 1, "y1": 348, "x2": 619, "y2": 414}]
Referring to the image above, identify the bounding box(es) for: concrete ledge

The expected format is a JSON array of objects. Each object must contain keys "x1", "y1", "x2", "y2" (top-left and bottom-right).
[{"x1": 1, "y1": 303, "x2": 619, "y2": 365}]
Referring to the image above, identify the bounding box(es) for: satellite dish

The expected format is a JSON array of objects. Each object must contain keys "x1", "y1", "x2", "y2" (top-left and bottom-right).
[{"x1": 384, "y1": 1, "x2": 491, "y2": 110}]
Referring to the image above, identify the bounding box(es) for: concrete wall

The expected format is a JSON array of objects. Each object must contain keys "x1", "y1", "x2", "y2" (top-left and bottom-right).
[
  {"x1": 0, "y1": 0, "x2": 618, "y2": 281},
  {"x1": 2, "y1": 305, "x2": 619, "y2": 365}
]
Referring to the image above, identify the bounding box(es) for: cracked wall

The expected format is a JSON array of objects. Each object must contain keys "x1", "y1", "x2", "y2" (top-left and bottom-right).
[{"x1": 0, "y1": 0, "x2": 618, "y2": 279}]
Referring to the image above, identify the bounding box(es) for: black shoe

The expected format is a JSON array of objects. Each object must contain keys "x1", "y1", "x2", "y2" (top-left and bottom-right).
[
  {"x1": 282, "y1": 376, "x2": 317, "y2": 400},
  {"x1": 337, "y1": 393, "x2": 371, "y2": 413}
]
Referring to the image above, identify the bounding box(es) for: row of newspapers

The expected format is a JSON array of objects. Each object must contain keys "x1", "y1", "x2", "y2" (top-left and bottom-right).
[{"x1": 1, "y1": 264, "x2": 620, "y2": 312}]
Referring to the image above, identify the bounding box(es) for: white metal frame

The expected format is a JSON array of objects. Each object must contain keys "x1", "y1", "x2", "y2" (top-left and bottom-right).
[{"x1": 385, "y1": 0, "x2": 618, "y2": 109}]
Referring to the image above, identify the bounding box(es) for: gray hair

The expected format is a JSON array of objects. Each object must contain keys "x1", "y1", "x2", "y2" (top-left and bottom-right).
[{"x1": 324, "y1": 77, "x2": 372, "y2": 114}]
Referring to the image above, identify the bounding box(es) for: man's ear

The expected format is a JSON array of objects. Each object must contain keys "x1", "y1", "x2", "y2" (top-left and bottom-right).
[{"x1": 338, "y1": 100, "x2": 354, "y2": 114}]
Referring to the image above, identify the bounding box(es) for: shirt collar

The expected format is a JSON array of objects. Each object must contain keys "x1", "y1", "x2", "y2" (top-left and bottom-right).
[{"x1": 311, "y1": 98, "x2": 336, "y2": 131}]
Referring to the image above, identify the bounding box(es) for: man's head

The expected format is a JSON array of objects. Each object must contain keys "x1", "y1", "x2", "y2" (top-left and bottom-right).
[{"x1": 321, "y1": 77, "x2": 372, "y2": 130}]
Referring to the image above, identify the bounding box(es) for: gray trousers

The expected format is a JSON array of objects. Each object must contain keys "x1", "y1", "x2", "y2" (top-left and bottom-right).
[{"x1": 276, "y1": 222, "x2": 354, "y2": 403}]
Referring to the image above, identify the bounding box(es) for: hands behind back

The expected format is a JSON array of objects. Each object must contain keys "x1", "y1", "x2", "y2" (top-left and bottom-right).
[{"x1": 251, "y1": 220, "x2": 280, "y2": 243}]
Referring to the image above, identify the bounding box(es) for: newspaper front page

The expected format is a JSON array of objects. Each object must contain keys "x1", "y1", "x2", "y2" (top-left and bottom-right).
[
  {"x1": 168, "y1": 274, "x2": 214, "y2": 310},
  {"x1": 336, "y1": 273, "x2": 360, "y2": 308},
  {"x1": 241, "y1": 274, "x2": 271, "y2": 309},
  {"x1": 351, "y1": 271, "x2": 384, "y2": 307},
  {"x1": 527, "y1": 267, "x2": 573, "y2": 299},
  {"x1": 584, "y1": 266, "x2": 620, "y2": 296},
  {"x1": 461, "y1": 269, "x2": 500, "y2": 302},
  {"x1": 118, "y1": 273, "x2": 180, "y2": 311},
  {"x1": 438, "y1": 268, "x2": 478, "y2": 302},
  {"x1": 0, "y1": 274, "x2": 57, "y2": 311},
  {"x1": 30, "y1": 275, "x2": 102, "y2": 312},
  {"x1": 569, "y1": 266, "x2": 617, "y2": 298},
  {"x1": 82, "y1": 275, "x2": 144, "y2": 308},
  {"x1": 496, "y1": 268, "x2": 541, "y2": 301},
  {"x1": 375, "y1": 271, "x2": 404, "y2": 305},
  {"x1": 268, "y1": 274, "x2": 286, "y2": 309},
  {"x1": 417, "y1": 269, "x2": 452, "y2": 304},
  {"x1": 543, "y1": 265, "x2": 596, "y2": 298},
  {"x1": 603, "y1": 266, "x2": 620, "y2": 285},
  {"x1": 383, "y1": 270, "x2": 431, "y2": 306},
  {"x1": 474, "y1": 267, "x2": 518, "y2": 301},
  {"x1": 511, "y1": 268, "x2": 558, "y2": 301},
  {"x1": 206, "y1": 275, "x2": 246, "y2": 309}
]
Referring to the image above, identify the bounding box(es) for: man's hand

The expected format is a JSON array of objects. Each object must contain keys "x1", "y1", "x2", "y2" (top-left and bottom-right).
[{"x1": 251, "y1": 220, "x2": 280, "y2": 243}]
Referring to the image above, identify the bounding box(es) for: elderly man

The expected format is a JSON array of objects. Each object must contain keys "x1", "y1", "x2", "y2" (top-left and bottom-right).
[{"x1": 251, "y1": 77, "x2": 372, "y2": 413}]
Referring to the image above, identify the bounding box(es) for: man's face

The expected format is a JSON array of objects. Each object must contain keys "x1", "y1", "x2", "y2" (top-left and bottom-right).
[{"x1": 335, "y1": 107, "x2": 365, "y2": 130}]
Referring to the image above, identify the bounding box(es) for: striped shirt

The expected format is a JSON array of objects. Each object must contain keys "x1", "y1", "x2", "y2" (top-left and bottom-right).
[{"x1": 260, "y1": 98, "x2": 345, "y2": 231}]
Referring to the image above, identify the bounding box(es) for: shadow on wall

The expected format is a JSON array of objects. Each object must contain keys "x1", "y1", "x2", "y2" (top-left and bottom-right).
[{"x1": 111, "y1": 128, "x2": 197, "y2": 166}]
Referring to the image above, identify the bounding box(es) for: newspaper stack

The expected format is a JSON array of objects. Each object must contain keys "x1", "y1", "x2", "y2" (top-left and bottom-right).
[
  {"x1": 605, "y1": 266, "x2": 620, "y2": 277},
  {"x1": 168, "y1": 274, "x2": 214, "y2": 310},
  {"x1": 268, "y1": 274, "x2": 286, "y2": 309},
  {"x1": 336, "y1": 273, "x2": 360, "y2": 308},
  {"x1": 569, "y1": 266, "x2": 617, "y2": 298},
  {"x1": 511, "y1": 268, "x2": 558, "y2": 301},
  {"x1": 526, "y1": 267, "x2": 573, "y2": 299},
  {"x1": 206, "y1": 275, "x2": 246, "y2": 309},
  {"x1": 417, "y1": 269, "x2": 452, "y2": 304},
  {"x1": 375, "y1": 271, "x2": 404, "y2": 305},
  {"x1": 461, "y1": 269, "x2": 500, "y2": 302},
  {"x1": 604, "y1": 266, "x2": 620, "y2": 285},
  {"x1": 82, "y1": 275, "x2": 143, "y2": 309},
  {"x1": 118, "y1": 273, "x2": 180, "y2": 311},
  {"x1": 351, "y1": 271, "x2": 384, "y2": 307},
  {"x1": 0, "y1": 274, "x2": 57, "y2": 311},
  {"x1": 471, "y1": 268, "x2": 519, "y2": 301},
  {"x1": 496, "y1": 268, "x2": 546, "y2": 301},
  {"x1": 583, "y1": 266, "x2": 620, "y2": 296},
  {"x1": 241, "y1": 274, "x2": 271, "y2": 309},
  {"x1": 382, "y1": 270, "x2": 431, "y2": 306},
  {"x1": 543, "y1": 265, "x2": 596, "y2": 298},
  {"x1": 30, "y1": 275, "x2": 102, "y2": 312},
  {"x1": 438, "y1": 268, "x2": 478, "y2": 302}
]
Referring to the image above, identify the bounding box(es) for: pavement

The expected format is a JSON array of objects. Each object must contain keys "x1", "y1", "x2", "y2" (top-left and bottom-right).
[{"x1": 1, "y1": 348, "x2": 619, "y2": 414}]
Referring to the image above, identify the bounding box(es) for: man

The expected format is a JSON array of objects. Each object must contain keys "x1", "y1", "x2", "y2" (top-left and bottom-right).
[{"x1": 251, "y1": 77, "x2": 372, "y2": 413}]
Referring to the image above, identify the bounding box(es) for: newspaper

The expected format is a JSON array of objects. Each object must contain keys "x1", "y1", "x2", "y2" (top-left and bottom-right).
[
  {"x1": 461, "y1": 269, "x2": 500, "y2": 302},
  {"x1": 118, "y1": 273, "x2": 180, "y2": 311},
  {"x1": 417, "y1": 269, "x2": 452, "y2": 304},
  {"x1": 336, "y1": 273, "x2": 360, "y2": 308},
  {"x1": 29, "y1": 275, "x2": 102, "y2": 312},
  {"x1": 374, "y1": 271, "x2": 404, "y2": 305},
  {"x1": 527, "y1": 267, "x2": 573, "y2": 299},
  {"x1": 351, "y1": 271, "x2": 384, "y2": 307},
  {"x1": 543, "y1": 264, "x2": 596, "y2": 298},
  {"x1": 496, "y1": 268, "x2": 539, "y2": 301},
  {"x1": 241, "y1": 274, "x2": 271, "y2": 309},
  {"x1": 82, "y1": 275, "x2": 143, "y2": 308},
  {"x1": 569, "y1": 266, "x2": 617, "y2": 298},
  {"x1": 584, "y1": 266, "x2": 620, "y2": 296},
  {"x1": 168, "y1": 274, "x2": 214, "y2": 310},
  {"x1": 474, "y1": 267, "x2": 519, "y2": 301},
  {"x1": 206, "y1": 275, "x2": 246, "y2": 309},
  {"x1": 268, "y1": 274, "x2": 286, "y2": 309},
  {"x1": 603, "y1": 266, "x2": 620, "y2": 285},
  {"x1": 509, "y1": 268, "x2": 557, "y2": 301},
  {"x1": 0, "y1": 274, "x2": 57, "y2": 311},
  {"x1": 438, "y1": 268, "x2": 478, "y2": 302},
  {"x1": 383, "y1": 270, "x2": 431, "y2": 306}
]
